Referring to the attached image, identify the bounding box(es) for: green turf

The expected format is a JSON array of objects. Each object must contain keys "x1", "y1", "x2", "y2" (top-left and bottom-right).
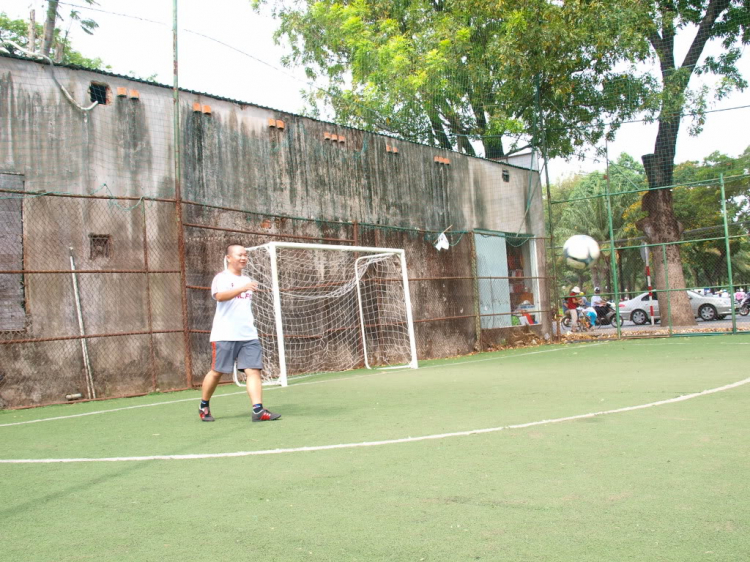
[{"x1": 1, "y1": 337, "x2": 749, "y2": 561}]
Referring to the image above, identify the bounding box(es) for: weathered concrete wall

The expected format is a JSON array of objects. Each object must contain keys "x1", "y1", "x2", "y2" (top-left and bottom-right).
[
  {"x1": 0, "y1": 54, "x2": 548, "y2": 408},
  {"x1": 0, "y1": 54, "x2": 542, "y2": 233},
  {"x1": 0, "y1": 55, "x2": 540, "y2": 234},
  {"x1": 181, "y1": 103, "x2": 541, "y2": 234}
]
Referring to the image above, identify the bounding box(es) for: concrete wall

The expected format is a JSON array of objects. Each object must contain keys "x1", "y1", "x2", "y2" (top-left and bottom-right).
[
  {"x1": 0, "y1": 55, "x2": 542, "y2": 234},
  {"x1": 0, "y1": 54, "x2": 547, "y2": 408}
]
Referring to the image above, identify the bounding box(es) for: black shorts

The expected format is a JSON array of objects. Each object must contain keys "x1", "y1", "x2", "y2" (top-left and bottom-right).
[{"x1": 211, "y1": 340, "x2": 262, "y2": 373}]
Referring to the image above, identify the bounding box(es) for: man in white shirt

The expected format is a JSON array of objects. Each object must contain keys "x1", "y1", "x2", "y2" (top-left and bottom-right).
[
  {"x1": 591, "y1": 287, "x2": 613, "y2": 323},
  {"x1": 199, "y1": 244, "x2": 281, "y2": 423},
  {"x1": 590, "y1": 287, "x2": 603, "y2": 307}
]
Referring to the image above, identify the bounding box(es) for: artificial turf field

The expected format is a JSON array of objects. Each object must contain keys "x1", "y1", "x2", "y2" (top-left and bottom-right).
[{"x1": 1, "y1": 336, "x2": 749, "y2": 561}]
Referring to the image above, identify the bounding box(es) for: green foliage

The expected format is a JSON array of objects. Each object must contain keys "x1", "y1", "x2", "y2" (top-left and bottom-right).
[
  {"x1": 0, "y1": 11, "x2": 108, "y2": 71},
  {"x1": 254, "y1": 1, "x2": 748, "y2": 164},
  {"x1": 253, "y1": 0, "x2": 655, "y2": 158},
  {"x1": 550, "y1": 154, "x2": 645, "y2": 292},
  {"x1": 672, "y1": 148, "x2": 750, "y2": 287}
]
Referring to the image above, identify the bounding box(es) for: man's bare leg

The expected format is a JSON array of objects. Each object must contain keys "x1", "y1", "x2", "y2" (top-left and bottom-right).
[
  {"x1": 244, "y1": 368, "x2": 262, "y2": 405},
  {"x1": 201, "y1": 370, "x2": 224, "y2": 401}
]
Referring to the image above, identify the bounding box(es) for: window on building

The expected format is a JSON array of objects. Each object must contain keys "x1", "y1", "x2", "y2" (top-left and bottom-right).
[
  {"x1": 502, "y1": 169, "x2": 510, "y2": 182},
  {"x1": 0, "y1": 174, "x2": 26, "y2": 331},
  {"x1": 89, "y1": 83, "x2": 110, "y2": 105},
  {"x1": 89, "y1": 234, "x2": 112, "y2": 259}
]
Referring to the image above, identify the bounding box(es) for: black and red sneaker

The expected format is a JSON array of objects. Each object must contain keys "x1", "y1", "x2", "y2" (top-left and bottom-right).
[
  {"x1": 252, "y1": 408, "x2": 281, "y2": 422},
  {"x1": 199, "y1": 406, "x2": 215, "y2": 422}
]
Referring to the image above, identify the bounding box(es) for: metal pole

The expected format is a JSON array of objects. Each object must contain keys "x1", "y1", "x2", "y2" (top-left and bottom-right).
[
  {"x1": 536, "y1": 74, "x2": 560, "y2": 339},
  {"x1": 172, "y1": 0, "x2": 193, "y2": 386},
  {"x1": 604, "y1": 141, "x2": 621, "y2": 337},
  {"x1": 662, "y1": 244, "x2": 672, "y2": 337},
  {"x1": 268, "y1": 245, "x2": 288, "y2": 386},
  {"x1": 644, "y1": 243, "x2": 655, "y2": 326},
  {"x1": 354, "y1": 256, "x2": 372, "y2": 370},
  {"x1": 142, "y1": 203, "x2": 157, "y2": 390},
  {"x1": 398, "y1": 252, "x2": 419, "y2": 369},
  {"x1": 719, "y1": 174, "x2": 737, "y2": 333},
  {"x1": 69, "y1": 247, "x2": 96, "y2": 399}
]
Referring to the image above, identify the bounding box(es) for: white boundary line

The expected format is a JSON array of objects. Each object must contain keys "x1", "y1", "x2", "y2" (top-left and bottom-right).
[
  {"x1": 2, "y1": 375, "x2": 748, "y2": 464},
  {"x1": 0, "y1": 392, "x2": 245, "y2": 428},
  {"x1": 0, "y1": 343, "x2": 606, "y2": 428}
]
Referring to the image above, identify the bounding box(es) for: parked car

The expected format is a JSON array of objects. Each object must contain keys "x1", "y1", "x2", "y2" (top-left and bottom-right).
[{"x1": 618, "y1": 290, "x2": 734, "y2": 324}]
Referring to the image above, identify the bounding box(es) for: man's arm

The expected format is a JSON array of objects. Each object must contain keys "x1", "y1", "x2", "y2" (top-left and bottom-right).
[{"x1": 214, "y1": 280, "x2": 258, "y2": 302}]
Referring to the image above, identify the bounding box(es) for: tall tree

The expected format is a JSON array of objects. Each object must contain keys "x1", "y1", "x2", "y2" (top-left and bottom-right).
[
  {"x1": 256, "y1": 0, "x2": 749, "y2": 324},
  {"x1": 252, "y1": 0, "x2": 650, "y2": 158},
  {"x1": 633, "y1": 0, "x2": 749, "y2": 325}
]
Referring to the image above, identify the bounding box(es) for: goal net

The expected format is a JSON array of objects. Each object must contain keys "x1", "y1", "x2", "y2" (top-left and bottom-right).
[{"x1": 237, "y1": 242, "x2": 418, "y2": 386}]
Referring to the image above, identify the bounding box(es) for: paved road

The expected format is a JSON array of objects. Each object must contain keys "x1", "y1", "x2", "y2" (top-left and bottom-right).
[{"x1": 578, "y1": 313, "x2": 750, "y2": 334}]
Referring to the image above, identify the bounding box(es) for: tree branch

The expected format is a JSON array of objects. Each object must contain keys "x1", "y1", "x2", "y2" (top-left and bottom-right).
[{"x1": 681, "y1": 0, "x2": 731, "y2": 72}]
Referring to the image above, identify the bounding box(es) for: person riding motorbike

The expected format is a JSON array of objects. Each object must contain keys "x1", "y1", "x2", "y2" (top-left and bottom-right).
[{"x1": 591, "y1": 287, "x2": 616, "y2": 324}]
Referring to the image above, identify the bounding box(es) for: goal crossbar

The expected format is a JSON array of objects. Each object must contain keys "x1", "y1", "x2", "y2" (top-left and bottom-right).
[{"x1": 246, "y1": 241, "x2": 409, "y2": 255}]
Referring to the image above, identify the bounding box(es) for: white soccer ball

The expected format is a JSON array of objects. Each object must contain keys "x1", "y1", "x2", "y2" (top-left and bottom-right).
[{"x1": 563, "y1": 235, "x2": 600, "y2": 269}]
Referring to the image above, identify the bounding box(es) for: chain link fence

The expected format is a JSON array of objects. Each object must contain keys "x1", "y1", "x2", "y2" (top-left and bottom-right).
[
  {"x1": 0, "y1": 188, "x2": 554, "y2": 409},
  {"x1": 550, "y1": 167, "x2": 750, "y2": 340},
  {"x1": 0, "y1": 188, "x2": 185, "y2": 408}
]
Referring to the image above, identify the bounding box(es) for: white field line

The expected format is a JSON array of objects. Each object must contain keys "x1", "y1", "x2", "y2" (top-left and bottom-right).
[
  {"x1": 0, "y1": 391, "x2": 245, "y2": 428},
  {"x1": 0, "y1": 343, "x2": 606, "y2": 428},
  {"x1": 2, "y1": 374, "x2": 748, "y2": 464}
]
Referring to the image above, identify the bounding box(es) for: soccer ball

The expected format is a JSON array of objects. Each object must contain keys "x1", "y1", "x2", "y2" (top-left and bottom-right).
[{"x1": 563, "y1": 235, "x2": 600, "y2": 269}]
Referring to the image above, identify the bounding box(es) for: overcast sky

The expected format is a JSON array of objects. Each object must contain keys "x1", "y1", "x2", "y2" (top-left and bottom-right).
[{"x1": 3, "y1": 0, "x2": 749, "y2": 182}]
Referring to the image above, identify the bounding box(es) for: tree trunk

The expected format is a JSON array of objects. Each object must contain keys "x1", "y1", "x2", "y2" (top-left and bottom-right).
[
  {"x1": 483, "y1": 136, "x2": 505, "y2": 160},
  {"x1": 427, "y1": 109, "x2": 452, "y2": 150},
  {"x1": 457, "y1": 134, "x2": 476, "y2": 156},
  {"x1": 639, "y1": 128, "x2": 696, "y2": 326},
  {"x1": 27, "y1": 10, "x2": 36, "y2": 52},
  {"x1": 41, "y1": 0, "x2": 59, "y2": 57},
  {"x1": 636, "y1": 0, "x2": 733, "y2": 326}
]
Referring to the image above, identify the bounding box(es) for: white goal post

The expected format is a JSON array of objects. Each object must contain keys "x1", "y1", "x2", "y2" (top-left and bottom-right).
[{"x1": 236, "y1": 241, "x2": 418, "y2": 386}]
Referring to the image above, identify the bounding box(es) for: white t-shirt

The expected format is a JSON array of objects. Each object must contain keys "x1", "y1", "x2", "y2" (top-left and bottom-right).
[
  {"x1": 209, "y1": 270, "x2": 259, "y2": 342},
  {"x1": 591, "y1": 295, "x2": 603, "y2": 306}
]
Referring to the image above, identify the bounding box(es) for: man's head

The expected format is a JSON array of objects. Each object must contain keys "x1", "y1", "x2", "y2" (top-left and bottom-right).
[
  {"x1": 226, "y1": 244, "x2": 248, "y2": 272},
  {"x1": 595, "y1": 287, "x2": 601, "y2": 294}
]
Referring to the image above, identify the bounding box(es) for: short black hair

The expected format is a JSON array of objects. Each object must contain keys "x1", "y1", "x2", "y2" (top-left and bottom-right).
[{"x1": 226, "y1": 243, "x2": 244, "y2": 256}]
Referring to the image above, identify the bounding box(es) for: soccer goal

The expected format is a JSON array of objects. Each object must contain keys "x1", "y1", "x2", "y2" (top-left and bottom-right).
[{"x1": 237, "y1": 242, "x2": 418, "y2": 386}]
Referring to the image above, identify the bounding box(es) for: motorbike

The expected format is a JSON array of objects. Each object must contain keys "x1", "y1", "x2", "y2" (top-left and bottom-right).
[
  {"x1": 592, "y1": 302, "x2": 622, "y2": 327},
  {"x1": 561, "y1": 306, "x2": 591, "y2": 331},
  {"x1": 739, "y1": 295, "x2": 750, "y2": 317},
  {"x1": 562, "y1": 302, "x2": 621, "y2": 329}
]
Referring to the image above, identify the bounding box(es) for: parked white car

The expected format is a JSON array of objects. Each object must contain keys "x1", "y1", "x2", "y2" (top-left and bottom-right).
[{"x1": 618, "y1": 290, "x2": 734, "y2": 324}]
